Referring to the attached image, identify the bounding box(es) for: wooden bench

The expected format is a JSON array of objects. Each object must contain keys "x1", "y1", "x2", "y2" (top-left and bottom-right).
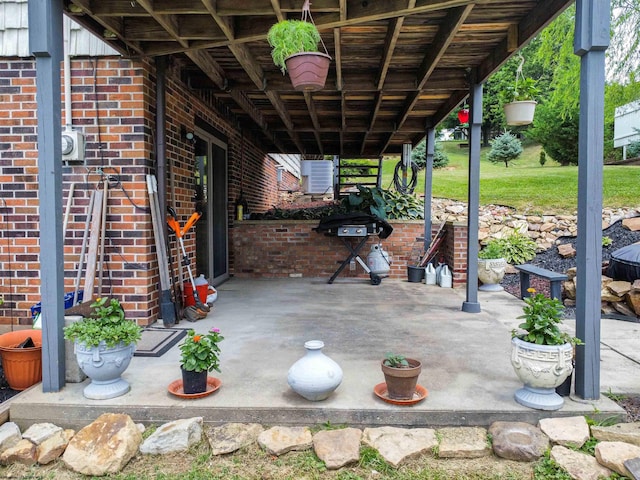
[{"x1": 514, "y1": 264, "x2": 568, "y2": 301}]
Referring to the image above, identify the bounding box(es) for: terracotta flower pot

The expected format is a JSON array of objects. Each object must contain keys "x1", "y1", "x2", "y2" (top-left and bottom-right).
[
  {"x1": 285, "y1": 52, "x2": 331, "y2": 91},
  {"x1": 0, "y1": 329, "x2": 42, "y2": 390},
  {"x1": 381, "y1": 358, "x2": 422, "y2": 400}
]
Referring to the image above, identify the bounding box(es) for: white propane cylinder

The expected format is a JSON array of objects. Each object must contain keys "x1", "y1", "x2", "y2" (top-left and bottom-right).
[{"x1": 367, "y1": 244, "x2": 391, "y2": 275}]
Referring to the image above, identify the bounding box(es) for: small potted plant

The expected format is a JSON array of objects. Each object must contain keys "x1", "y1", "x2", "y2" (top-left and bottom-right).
[
  {"x1": 478, "y1": 239, "x2": 507, "y2": 291},
  {"x1": 63, "y1": 297, "x2": 142, "y2": 400},
  {"x1": 510, "y1": 288, "x2": 582, "y2": 410},
  {"x1": 381, "y1": 353, "x2": 422, "y2": 400},
  {"x1": 267, "y1": 8, "x2": 331, "y2": 91},
  {"x1": 501, "y1": 76, "x2": 539, "y2": 126},
  {"x1": 178, "y1": 328, "x2": 224, "y2": 394}
]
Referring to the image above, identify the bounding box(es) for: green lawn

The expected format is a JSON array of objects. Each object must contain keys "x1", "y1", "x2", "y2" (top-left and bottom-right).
[{"x1": 381, "y1": 141, "x2": 638, "y2": 214}]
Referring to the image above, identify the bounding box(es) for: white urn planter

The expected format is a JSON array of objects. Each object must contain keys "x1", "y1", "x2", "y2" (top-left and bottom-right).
[
  {"x1": 478, "y1": 257, "x2": 507, "y2": 291},
  {"x1": 75, "y1": 341, "x2": 136, "y2": 400},
  {"x1": 504, "y1": 100, "x2": 537, "y2": 126},
  {"x1": 287, "y1": 340, "x2": 343, "y2": 401},
  {"x1": 510, "y1": 337, "x2": 573, "y2": 410}
]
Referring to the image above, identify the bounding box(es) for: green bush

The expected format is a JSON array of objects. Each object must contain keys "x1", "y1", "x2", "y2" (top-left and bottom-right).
[
  {"x1": 411, "y1": 140, "x2": 449, "y2": 169},
  {"x1": 487, "y1": 131, "x2": 523, "y2": 167},
  {"x1": 478, "y1": 240, "x2": 505, "y2": 259},
  {"x1": 527, "y1": 104, "x2": 579, "y2": 165},
  {"x1": 494, "y1": 232, "x2": 537, "y2": 264},
  {"x1": 539, "y1": 150, "x2": 546, "y2": 166},
  {"x1": 628, "y1": 139, "x2": 640, "y2": 159}
]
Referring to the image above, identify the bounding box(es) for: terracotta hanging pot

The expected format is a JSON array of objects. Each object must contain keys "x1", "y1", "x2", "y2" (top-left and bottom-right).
[
  {"x1": 285, "y1": 52, "x2": 331, "y2": 91},
  {"x1": 0, "y1": 329, "x2": 43, "y2": 390}
]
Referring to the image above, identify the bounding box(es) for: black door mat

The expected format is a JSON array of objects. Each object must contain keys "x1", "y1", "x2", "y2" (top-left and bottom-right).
[{"x1": 134, "y1": 327, "x2": 188, "y2": 357}]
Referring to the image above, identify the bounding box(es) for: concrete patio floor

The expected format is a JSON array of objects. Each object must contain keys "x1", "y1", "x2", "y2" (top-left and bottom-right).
[{"x1": 9, "y1": 278, "x2": 637, "y2": 430}]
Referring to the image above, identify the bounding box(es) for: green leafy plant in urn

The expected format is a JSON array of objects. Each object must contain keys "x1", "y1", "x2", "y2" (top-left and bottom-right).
[
  {"x1": 511, "y1": 288, "x2": 582, "y2": 410},
  {"x1": 63, "y1": 297, "x2": 142, "y2": 400}
]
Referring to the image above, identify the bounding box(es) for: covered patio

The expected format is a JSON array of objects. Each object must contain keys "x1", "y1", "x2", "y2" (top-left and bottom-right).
[
  {"x1": 29, "y1": 0, "x2": 611, "y2": 411},
  {"x1": 9, "y1": 278, "x2": 627, "y2": 430}
]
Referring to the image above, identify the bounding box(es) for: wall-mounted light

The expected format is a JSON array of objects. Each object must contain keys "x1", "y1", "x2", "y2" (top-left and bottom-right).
[{"x1": 181, "y1": 127, "x2": 196, "y2": 144}]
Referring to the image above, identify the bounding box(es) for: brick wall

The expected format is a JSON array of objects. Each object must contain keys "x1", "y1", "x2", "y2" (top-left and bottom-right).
[
  {"x1": 230, "y1": 220, "x2": 468, "y2": 286},
  {"x1": 0, "y1": 56, "x2": 283, "y2": 326}
]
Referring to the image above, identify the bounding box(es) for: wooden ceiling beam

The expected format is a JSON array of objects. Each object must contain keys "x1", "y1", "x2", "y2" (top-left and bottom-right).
[
  {"x1": 304, "y1": 92, "x2": 324, "y2": 155},
  {"x1": 135, "y1": 0, "x2": 189, "y2": 48},
  {"x1": 376, "y1": 17, "x2": 404, "y2": 91},
  {"x1": 270, "y1": 0, "x2": 285, "y2": 22},
  {"x1": 333, "y1": 28, "x2": 343, "y2": 91}
]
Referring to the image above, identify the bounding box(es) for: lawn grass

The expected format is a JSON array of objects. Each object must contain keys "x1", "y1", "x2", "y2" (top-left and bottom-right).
[{"x1": 381, "y1": 141, "x2": 639, "y2": 214}]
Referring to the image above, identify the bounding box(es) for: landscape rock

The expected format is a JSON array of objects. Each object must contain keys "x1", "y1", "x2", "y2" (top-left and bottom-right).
[
  {"x1": 0, "y1": 439, "x2": 37, "y2": 466},
  {"x1": 22, "y1": 422, "x2": 63, "y2": 445},
  {"x1": 206, "y1": 423, "x2": 264, "y2": 455},
  {"x1": 626, "y1": 291, "x2": 640, "y2": 316},
  {"x1": 0, "y1": 422, "x2": 22, "y2": 453},
  {"x1": 362, "y1": 426, "x2": 437, "y2": 467},
  {"x1": 437, "y1": 426, "x2": 491, "y2": 458},
  {"x1": 558, "y1": 244, "x2": 576, "y2": 258},
  {"x1": 62, "y1": 413, "x2": 142, "y2": 476},
  {"x1": 488, "y1": 421, "x2": 549, "y2": 461},
  {"x1": 313, "y1": 428, "x2": 361, "y2": 469},
  {"x1": 564, "y1": 280, "x2": 576, "y2": 300},
  {"x1": 551, "y1": 445, "x2": 612, "y2": 480},
  {"x1": 601, "y1": 287, "x2": 623, "y2": 303},
  {"x1": 538, "y1": 416, "x2": 590, "y2": 448},
  {"x1": 595, "y1": 441, "x2": 640, "y2": 477},
  {"x1": 608, "y1": 281, "x2": 632, "y2": 297},
  {"x1": 614, "y1": 301, "x2": 638, "y2": 318},
  {"x1": 633, "y1": 279, "x2": 640, "y2": 291},
  {"x1": 257, "y1": 426, "x2": 312, "y2": 456},
  {"x1": 623, "y1": 217, "x2": 640, "y2": 231},
  {"x1": 140, "y1": 417, "x2": 203, "y2": 455},
  {"x1": 592, "y1": 422, "x2": 640, "y2": 446},
  {"x1": 36, "y1": 429, "x2": 75, "y2": 465}
]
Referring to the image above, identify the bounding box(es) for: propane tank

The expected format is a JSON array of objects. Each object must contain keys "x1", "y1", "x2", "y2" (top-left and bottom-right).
[{"x1": 367, "y1": 244, "x2": 391, "y2": 275}]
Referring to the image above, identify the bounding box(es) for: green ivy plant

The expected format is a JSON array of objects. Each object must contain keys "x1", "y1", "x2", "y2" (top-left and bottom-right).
[
  {"x1": 63, "y1": 297, "x2": 142, "y2": 348},
  {"x1": 267, "y1": 20, "x2": 321, "y2": 74}
]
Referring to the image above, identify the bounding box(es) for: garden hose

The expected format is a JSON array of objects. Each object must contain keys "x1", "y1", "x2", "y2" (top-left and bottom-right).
[{"x1": 392, "y1": 160, "x2": 419, "y2": 194}]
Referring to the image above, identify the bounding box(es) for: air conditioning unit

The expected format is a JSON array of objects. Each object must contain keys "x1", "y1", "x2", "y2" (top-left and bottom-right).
[
  {"x1": 300, "y1": 160, "x2": 333, "y2": 194},
  {"x1": 61, "y1": 129, "x2": 86, "y2": 162}
]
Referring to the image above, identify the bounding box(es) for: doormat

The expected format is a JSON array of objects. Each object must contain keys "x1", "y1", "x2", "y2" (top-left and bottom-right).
[{"x1": 134, "y1": 327, "x2": 188, "y2": 358}]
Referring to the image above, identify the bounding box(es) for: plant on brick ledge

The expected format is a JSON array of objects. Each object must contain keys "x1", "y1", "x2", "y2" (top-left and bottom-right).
[{"x1": 343, "y1": 185, "x2": 424, "y2": 220}]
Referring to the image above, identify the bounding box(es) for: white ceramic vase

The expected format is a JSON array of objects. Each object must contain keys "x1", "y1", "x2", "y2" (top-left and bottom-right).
[
  {"x1": 510, "y1": 337, "x2": 573, "y2": 410},
  {"x1": 287, "y1": 340, "x2": 343, "y2": 401}
]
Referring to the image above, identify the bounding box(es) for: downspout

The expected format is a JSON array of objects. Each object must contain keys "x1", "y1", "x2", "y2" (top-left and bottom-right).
[
  {"x1": 63, "y1": 16, "x2": 72, "y2": 131},
  {"x1": 156, "y1": 56, "x2": 167, "y2": 218}
]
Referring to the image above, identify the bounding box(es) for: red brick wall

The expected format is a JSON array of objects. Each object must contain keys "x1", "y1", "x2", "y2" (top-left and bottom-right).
[
  {"x1": 0, "y1": 56, "x2": 284, "y2": 325},
  {"x1": 230, "y1": 220, "x2": 468, "y2": 285}
]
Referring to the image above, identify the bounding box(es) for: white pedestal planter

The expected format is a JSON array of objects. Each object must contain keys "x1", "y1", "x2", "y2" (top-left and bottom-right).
[
  {"x1": 478, "y1": 258, "x2": 507, "y2": 291},
  {"x1": 510, "y1": 337, "x2": 573, "y2": 410},
  {"x1": 75, "y1": 341, "x2": 136, "y2": 400}
]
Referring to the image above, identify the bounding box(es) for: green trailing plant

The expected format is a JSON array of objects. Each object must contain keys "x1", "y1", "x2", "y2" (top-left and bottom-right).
[
  {"x1": 179, "y1": 328, "x2": 224, "y2": 373},
  {"x1": 494, "y1": 232, "x2": 537, "y2": 264},
  {"x1": 602, "y1": 236, "x2": 613, "y2": 247},
  {"x1": 512, "y1": 288, "x2": 582, "y2": 346},
  {"x1": 478, "y1": 239, "x2": 505, "y2": 259},
  {"x1": 487, "y1": 131, "x2": 523, "y2": 167},
  {"x1": 267, "y1": 20, "x2": 321, "y2": 74},
  {"x1": 63, "y1": 297, "x2": 142, "y2": 348},
  {"x1": 383, "y1": 353, "x2": 410, "y2": 368}
]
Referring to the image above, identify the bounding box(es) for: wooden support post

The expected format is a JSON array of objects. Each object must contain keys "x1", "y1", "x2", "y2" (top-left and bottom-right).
[{"x1": 83, "y1": 188, "x2": 104, "y2": 300}]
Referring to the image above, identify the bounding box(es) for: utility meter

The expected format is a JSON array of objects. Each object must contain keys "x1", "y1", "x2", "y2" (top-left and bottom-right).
[{"x1": 61, "y1": 130, "x2": 86, "y2": 161}]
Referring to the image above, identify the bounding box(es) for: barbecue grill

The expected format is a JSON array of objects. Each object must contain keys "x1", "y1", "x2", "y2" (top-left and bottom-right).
[{"x1": 314, "y1": 213, "x2": 393, "y2": 285}]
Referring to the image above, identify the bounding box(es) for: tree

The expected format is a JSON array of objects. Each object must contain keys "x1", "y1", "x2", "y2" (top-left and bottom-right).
[
  {"x1": 411, "y1": 139, "x2": 449, "y2": 169},
  {"x1": 610, "y1": 0, "x2": 640, "y2": 80},
  {"x1": 487, "y1": 131, "x2": 523, "y2": 167}
]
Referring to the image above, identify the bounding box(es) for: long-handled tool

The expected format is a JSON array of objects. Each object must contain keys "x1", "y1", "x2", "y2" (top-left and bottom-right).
[{"x1": 167, "y1": 207, "x2": 210, "y2": 321}]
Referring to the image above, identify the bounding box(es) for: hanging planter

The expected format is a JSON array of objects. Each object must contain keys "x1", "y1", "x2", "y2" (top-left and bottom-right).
[
  {"x1": 267, "y1": 0, "x2": 331, "y2": 91},
  {"x1": 501, "y1": 54, "x2": 539, "y2": 126},
  {"x1": 457, "y1": 108, "x2": 469, "y2": 124}
]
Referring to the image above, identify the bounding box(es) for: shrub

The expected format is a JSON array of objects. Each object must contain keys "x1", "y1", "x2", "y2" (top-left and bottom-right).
[
  {"x1": 487, "y1": 131, "x2": 523, "y2": 167},
  {"x1": 527, "y1": 104, "x2": 579, "y2": 165},
  {"x1": 539, "y1": 150, "x2": 547, "y2": 166},
  {"x1": 628, "y1": 139, "x2": 640, "y2": 159},
  {"x1": 494, "y1": 232, "x2": 537, "y2": 264},
  {"x1": 411, "y1": 140, "x2": 449, "y2": 169}
]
